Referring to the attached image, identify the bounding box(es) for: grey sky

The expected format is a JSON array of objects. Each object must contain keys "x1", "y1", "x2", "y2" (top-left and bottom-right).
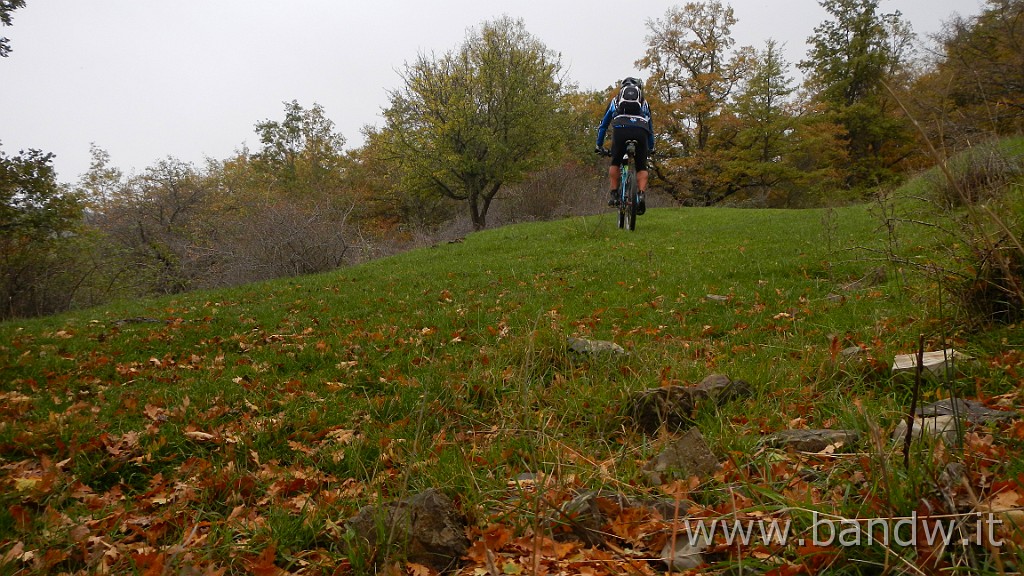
[{"x1": 1, "y1": 0, "x2": 981, "y2": 184}]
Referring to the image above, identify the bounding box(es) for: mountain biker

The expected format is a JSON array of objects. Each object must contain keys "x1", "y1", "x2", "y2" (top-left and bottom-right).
[{"x1": 595, "y1": 77, "x2": 655, "y2": 214}]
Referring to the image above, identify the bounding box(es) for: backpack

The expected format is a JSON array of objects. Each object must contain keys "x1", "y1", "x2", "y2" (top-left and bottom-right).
[{"x1": 616, "y1": 84, "x2": 644, "y2": 116}]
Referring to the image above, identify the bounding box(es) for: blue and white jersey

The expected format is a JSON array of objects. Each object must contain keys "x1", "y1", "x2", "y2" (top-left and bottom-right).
[{"x1": 596, "y1": 98, "x2": 654, "y2": 149}]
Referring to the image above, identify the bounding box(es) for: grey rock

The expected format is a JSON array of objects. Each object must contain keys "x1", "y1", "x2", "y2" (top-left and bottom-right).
[
  {"x1": 551, "y1": 490, "x2": 630, "y2": 546},
  {"x1": 567, "y1": 337, "x2": 626, "y2": 355},
  {"x1": 661, "y1": 530, "x2": 710, "y2": 571},
  {"x1": 643, "y1": 427, "x2": 720, "y2": 486},
  {"x1": 766, "y1": 429, "x2": 860, "y2": 453},
  {"x1": 344, "y1": 489, "x2": 468, "y2": 572},
  {"x1": 892, "y1": 415, "x2": 960, "y2": 445},
  {"x1": 916, "y1": 398, "x2": 1017, "y2": 423},
  {"x1": 629, "y1": 374, "x2": 753, "y2": 434}
]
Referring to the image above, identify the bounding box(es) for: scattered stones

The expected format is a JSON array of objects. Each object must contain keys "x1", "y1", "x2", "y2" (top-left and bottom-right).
[
  {"x1": 628, "y1": 374, "x2": 753, "y2": 434},
  {"x1": 891, "y1": 349, "x2": 973, "y2": 376},
  {"x1": 566, "y1": 337, "x2": 626, "y2": 355},
  {"x1": 642, "y1": 427, "x2": 720, "y2": 486},
  {"x1": 343, "y1": 489, "x2": 468, "y2": 572},
  {"x1": 766, "y1": 429, "x2": 860, "y2": 453}
]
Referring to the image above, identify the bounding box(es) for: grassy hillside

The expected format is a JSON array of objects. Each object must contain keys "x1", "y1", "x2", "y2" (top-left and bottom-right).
[{"x1": 2, "y1": 196, "x2": 1022, "y2": 574}]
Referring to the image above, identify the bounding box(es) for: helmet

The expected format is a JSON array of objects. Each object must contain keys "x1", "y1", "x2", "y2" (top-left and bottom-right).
[{"x1": 621, "y1": 77, "x2": 641, "y2": 87}]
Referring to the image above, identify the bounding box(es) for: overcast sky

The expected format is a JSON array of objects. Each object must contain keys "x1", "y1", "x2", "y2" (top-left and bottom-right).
[{"x1": 1, "y1": 0, "x2": 981, "y2": 184}]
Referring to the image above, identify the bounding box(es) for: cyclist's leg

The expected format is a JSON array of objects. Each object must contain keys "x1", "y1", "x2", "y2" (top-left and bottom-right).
[
  {"x1": 633, "y1": 136, "x2": 650, "y2": 192},
  {"x1": 608, "y1": 132, "x2": 627, "y2": 205},
  {"x1": 632, "y1": 133, "x2": 650, "y2": 214},
  {"x1": 607, "y1": 164, "x2": 621, "y2": 191}
]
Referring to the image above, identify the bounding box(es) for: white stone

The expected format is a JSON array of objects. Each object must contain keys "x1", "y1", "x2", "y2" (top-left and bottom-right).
[
  {"x1": 892, "y1": 349, "x2": 972, "y2": 375},
  {"x1": 892, "y1": 415, "x2": 960, "y2": 444}
]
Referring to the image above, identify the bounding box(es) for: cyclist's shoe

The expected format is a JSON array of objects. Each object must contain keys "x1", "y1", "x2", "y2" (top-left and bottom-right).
[
  {"x1": 609, "y1": 190, "x2": 619, "y2": 206},
  {"x1": 636, "y1": 192, "x2": 647, "y2": 215}
]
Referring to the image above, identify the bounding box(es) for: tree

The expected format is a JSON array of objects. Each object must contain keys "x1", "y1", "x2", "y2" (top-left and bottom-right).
[
  {"x1": 799, "y1": 0, "x2": 917, "y2": 187},
  {"x1": 716, "y1": 40, "x2": 802, "y2": 204},
  {"x1": 639, "y1": 1, "x2": 755, "y2": 204},
  {"x1": 0, "y1": 146, "x2": 87, "y2": 317},
  {"x1": 925, "y1": 0, "x2": 1024, "y2": 144},
  {"x1": 0, "y1": 0, "x2": 25, "y2": 57},
  {"x1": 380, "y1": 16, "x2": 567, "y2": 230},
  {"x1": 252, "y1": 100, "x2": 348, "y2": 196}
]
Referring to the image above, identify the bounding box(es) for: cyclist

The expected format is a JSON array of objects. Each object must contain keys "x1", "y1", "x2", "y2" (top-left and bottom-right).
[{"x1": 595, "y1": 77, "x2": 654, "y2": 214}]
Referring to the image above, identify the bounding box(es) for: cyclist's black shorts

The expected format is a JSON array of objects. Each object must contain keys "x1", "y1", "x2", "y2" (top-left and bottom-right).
[{"x1": 610, "y1": 125, "x2": 650, "y2": 171}]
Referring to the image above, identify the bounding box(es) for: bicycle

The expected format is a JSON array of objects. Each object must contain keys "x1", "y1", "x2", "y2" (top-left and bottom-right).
[{"x1": 600, "y1": 140, "x2": 642, "y2": 231}]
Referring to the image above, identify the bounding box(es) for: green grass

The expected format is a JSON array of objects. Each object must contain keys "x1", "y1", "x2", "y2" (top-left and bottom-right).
[{"x1": 1, "y1": 198, "x2": 1022, "y2": 574}]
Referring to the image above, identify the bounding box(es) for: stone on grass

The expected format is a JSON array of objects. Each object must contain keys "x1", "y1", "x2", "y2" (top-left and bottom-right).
[
  {"x1": 892, "y1": 415, "x2": 960, "y2": 445},
  {"x1": 567, "y1": 337, "x2": 626, "y2": 355},
  {"x1": 628, "y1": 374, "x2": 753, "y2": 434},
  {"x1": 766, "y1": 429, "x2": 860, "y2": 453},
  {"x1": 551, "y1": 491, "x2": 631, "y2": 546},
  {"x1": 344, "y1": 489, "x2": 468, "y2": 572},
  {"x1": 661, "y1": 531, "x2": 710, "y2": 571},
  {"x1": 916, "y1": 398, "x2": 1017, "y2": 423},
  {"x1": 891, "y1": 349, "x2": 972, "y2": 376},
  {"x1": 642, "y1": 427, "x2": 720, "y2": 486}
]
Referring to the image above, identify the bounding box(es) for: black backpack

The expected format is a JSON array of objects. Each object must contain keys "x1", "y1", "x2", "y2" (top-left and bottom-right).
[{"x1": 616, "y1": 84, "x2": 644, "y2": 116}]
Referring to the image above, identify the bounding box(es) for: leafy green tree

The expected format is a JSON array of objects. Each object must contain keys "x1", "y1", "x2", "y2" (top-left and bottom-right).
[
  {"x1": 639, "y1": 1, "x2": 754, "y2": 204},
  {"x1": 252, "y1": 100, "x2": 348, "y2": 196},
  {"x1": 714, "y1": 40, "x2": 848, "y2": 206},
  {"x1": 799, "y1": 0, "x2": 917, "y2": 188},
  {"x1": 379, "y1": 16, "x2": 567, "y2": 230},
  {"x1": 717, "y1": 40, "x2": 801, "y2": 203},
  {"x1": 0, "y1": 146, "x2": 87, "y2": 317},
  {"x1": 0, "y1": 0, "x2": 25, "y2": 57}
]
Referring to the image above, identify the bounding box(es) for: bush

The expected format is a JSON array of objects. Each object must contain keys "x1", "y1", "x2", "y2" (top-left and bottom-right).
[
  {"x1": 889, "y1": 138, "x2": 1024, "y2": 328},
  {"x1": 925, "y1": 140, "x2": 1024, "y2": 207}
]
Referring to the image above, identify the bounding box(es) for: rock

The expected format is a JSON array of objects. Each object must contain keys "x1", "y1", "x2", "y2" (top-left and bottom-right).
[
  {"x1": 661, "y1": 531, "x2": 710, "y2": 571},
  {"x1": 892, "y1": 415, "x2": 960, "y2": 445},
  {"x1": 551, "y1": 491, "x2": 631, "y2": 546},
  {"x1": 890, "y1": 398, "x2": 1017, "y2": 447},
  {"x1": 643, "y1": 427, "x2": 720, "y2": 486},
  {"x1": 690, "y1": 374, "x2": 753, "y2": 406},
  {"x1": 629, "y1": 386, "x2": 698, "y2": 433},
  {"x1": 628, "y1": 374, "x2": 753, "y2": 434},
  {"x1": 891, "y1": 349, "x2": 973, "y2": 376},
  {"x1": 344, "y1": 489, "x2": 468, "y2": 572},
  {"x1": 840, "y1": 346, "x2": 865, "y2": 359},
  {"x1": 840, "y1": 267, "x2": 887, "y2": 292},
  {"x1": 544, "y1": 491, "x2": 693, "y2": 546},
  {"x1": 567, "y1": 337, "x2": 626, "y2": 355},
  {"x1": 766, "y1": 429, "x2": 860, "y2": 453},
  {"x1": 916, "y1": 398, "x2": 1017, "y2": 423}
]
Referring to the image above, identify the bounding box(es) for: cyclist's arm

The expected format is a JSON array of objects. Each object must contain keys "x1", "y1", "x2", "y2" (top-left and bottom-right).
[
  {"x1": 643, "y1": 102, "x2": 656, "y2": 150},
  {"x1": 595, "y1": 101, "x2": 616, "y2": 148}
]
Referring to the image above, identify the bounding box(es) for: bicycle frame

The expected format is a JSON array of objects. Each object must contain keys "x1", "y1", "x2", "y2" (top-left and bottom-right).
[{"x1": 617, "y1": 141, "x2": 639, "y2": 231}]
